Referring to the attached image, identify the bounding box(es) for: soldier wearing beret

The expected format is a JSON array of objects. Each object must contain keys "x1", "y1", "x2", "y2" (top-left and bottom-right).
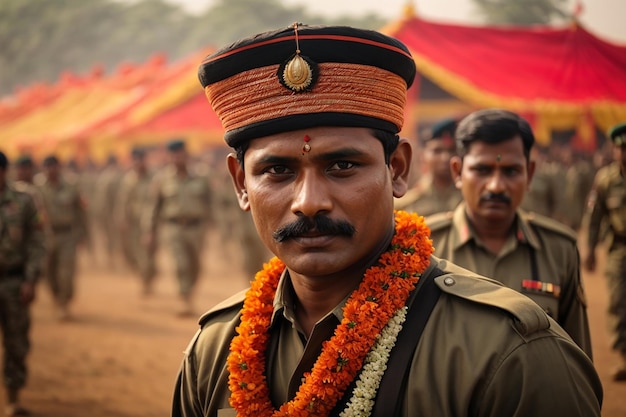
[
  {"x1": 394, "y1": 118, "x2": 462, "y2": 216},
  {"x1": 142, "y1": 139, "x2": 212, "y2": 315},
  {"x1": 0, "y1": 151, "x2": 45, "y2": 416},
  {"x1": 425, "y1": 109, "x2": 592, "y2": 358},
  {"x1": 584, "y1": 121, "x2": 626, "y2": 381},
  {"x1": 171, "y1": 24, "x2": 602, "y2": 417}
]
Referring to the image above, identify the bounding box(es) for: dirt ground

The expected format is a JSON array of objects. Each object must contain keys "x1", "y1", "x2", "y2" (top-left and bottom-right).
[{"x1": 1, "y1": 230, "x2": 625, "y2": 416}]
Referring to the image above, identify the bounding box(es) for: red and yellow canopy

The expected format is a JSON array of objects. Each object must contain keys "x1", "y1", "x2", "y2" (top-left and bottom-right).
[{"x1": 383, "y1": 7, "x2": 626, "y2": 149}]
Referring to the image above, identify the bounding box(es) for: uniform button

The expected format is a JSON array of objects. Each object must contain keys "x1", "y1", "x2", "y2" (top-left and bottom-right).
[{"x1": 443, "y1": 277, "x2": 455, "y2": 286}]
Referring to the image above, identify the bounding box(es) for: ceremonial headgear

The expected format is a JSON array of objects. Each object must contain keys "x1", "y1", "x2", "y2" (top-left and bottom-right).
[{"x1": 198, "y1": 23, "x2": 417, "y2": 148}]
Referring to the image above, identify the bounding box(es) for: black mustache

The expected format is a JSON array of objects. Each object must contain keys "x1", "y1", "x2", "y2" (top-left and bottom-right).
[
  {"x1": 273, "y1": 215, "x2": 356, "y2": 243},
  {"x1": 480, "y1": 192, "x2": 511, "y2": 204}
]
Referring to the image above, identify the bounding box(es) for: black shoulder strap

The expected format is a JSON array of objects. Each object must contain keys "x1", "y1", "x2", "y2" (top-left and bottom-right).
[{"x1": 370, "y1": 263, "x2": 445, "y2": 417}]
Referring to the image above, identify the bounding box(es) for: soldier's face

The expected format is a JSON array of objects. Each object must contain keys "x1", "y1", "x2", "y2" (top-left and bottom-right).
[
  {"x1": 15, "y1": 165, "x2": 34, "y2": 182},
  {"x1": 227, "y1": 126, "x2": 411, "y2": 279},
  {"x1": 423, "y1": 138, "x2": 456, "y2": 180},
  {"x1": 614, "y1": 144, "x2": 626, "y2": 168},
  {"x1": 44, "y1": 164, "x2": 60, "y2": 180},
  {"x1": 451, "y1": 136, "x2": 534, "y2": 224}
]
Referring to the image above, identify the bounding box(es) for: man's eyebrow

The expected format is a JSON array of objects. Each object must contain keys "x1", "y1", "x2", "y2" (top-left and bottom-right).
[
  {"x1": 254, "y1": 148, "x2": 366, "y2": 165},
  {"x1": 254, "y1": 155, "x2": 298, "y2": 165},
  {"x1": 313, "y1": 148, "x2": 365, "y2": 161}
]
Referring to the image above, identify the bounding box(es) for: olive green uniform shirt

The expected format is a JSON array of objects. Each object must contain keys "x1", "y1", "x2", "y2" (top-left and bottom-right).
[
  {"x1": 116, "y1": 170, "x2": 153, "y2": 228},
  {"x1": 394, "y1": 175, "x2": 462, "y2": 217},
  {"x1": 587, "y1": 162, "x2": 626, "y2": 250},
  {"x1": 426, "y1": 203, "x2": 592, "y2": 358},
  {"x1": 585, "y1": 162, "x2": 626, "y2": 353},
  {"x1": 0, "y1": 186, "x2": 45, "y2": 282},
  {"x1": 143, "y1": 165, "x2": 212, "y2": 233},
  {"x1": 35, "y1": 176, "x2": 88, "y2": 242},
  {"x1": 172, "y1": 257, "x2": 602, "y2": 417}
]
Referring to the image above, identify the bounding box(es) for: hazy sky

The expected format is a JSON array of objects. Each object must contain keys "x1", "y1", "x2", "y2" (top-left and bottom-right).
[{"x1": 165, "y1": 0, "x2": 625, "y2": 44}]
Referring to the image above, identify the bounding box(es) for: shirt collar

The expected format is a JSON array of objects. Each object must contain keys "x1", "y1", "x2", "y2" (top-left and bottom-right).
[
  {"x1": 450, "y1": 202, "x2": 541, "y2": 251},
  {"x1": 272, "y1": 268, "x2": 347, "y2": 328}
]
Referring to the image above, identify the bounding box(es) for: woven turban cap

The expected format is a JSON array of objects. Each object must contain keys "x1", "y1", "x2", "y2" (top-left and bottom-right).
[{"x1": 198, "y1": 24, "x2": 417, "y2": 148}]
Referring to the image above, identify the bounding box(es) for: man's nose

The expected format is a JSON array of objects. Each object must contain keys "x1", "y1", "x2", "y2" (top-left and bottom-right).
[
  {"x1": 290, "y1": 171, "x2": 332, "y2": 217},
  {"x1": 485, "y1": 172, "x2": 506, "y2": 193}
]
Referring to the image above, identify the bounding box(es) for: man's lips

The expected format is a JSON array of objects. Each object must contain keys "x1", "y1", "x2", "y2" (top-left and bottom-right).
[{"x1": 290, "y1": 233, "x2": 339, "y2": 246}]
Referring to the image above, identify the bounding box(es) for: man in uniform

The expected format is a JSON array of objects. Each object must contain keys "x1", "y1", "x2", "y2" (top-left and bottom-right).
[
  {"x1": 12, "y1": 156, "x2": 35, "y2": 191},
  {"x1": 36, "y1": 155, "x2": 89, "y2": 320},
  {"x1": 584, "y1": 121, "x2": 626, "y2": 380},
  {"x1": 425, "y1": 109, "x2": 592, "y2": 357},
  {"x1": 565, "y1": 150, "x2": 596, "y2": 231},
  {"x1": 93, "y1": 155, "x2": 124, "y2": 269},
  {"x1": 0, "y1": 152, "x2": 46, "y2": 416},
  {"x1": 143, "y1": 139, "x2": 212, "y2": 316},
  {"x1": 171, "y1": 25, "x2": 602, "y2": 416},
  {"x1": 394, "y1": 118, "x2": 462, "y2": 216},
  {"x1": 115, "y1": 146, "x2": 157, "y2": 295},
  {"x1": 520, "y1": 145, "x2": 566, "y2": 222}
]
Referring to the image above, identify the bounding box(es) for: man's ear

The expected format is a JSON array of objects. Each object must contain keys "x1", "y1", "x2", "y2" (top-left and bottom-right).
[
  {"x1": 391, "y1": 138, "x2": 413, "y2": 198},
  {"x1": 227, "y1": 153, "x2": 250, "y2": 211},
  {"x1": 450, "y1": 156, "x2": 463, "y2": 190}
]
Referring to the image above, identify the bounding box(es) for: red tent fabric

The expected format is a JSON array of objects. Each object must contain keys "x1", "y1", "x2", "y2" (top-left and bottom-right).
[{"x1": 383, "y1": 12, "x2": 626, "y2": 148}]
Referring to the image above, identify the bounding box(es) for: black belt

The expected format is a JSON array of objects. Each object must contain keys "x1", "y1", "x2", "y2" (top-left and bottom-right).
[
  {"x1": 613, "y1": 234, "x2": 626, "y2": 245},
  {"x1": 0, "y1": 265, "x2": 25, "y2": 278},
  {"x1": 167, "y1": 218, "x2": 202, "y2": 226}
]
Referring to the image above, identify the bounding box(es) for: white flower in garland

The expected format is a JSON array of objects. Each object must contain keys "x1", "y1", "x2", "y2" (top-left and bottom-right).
[{"x1": 340, "y1": 306, "x2": 408, "y2": 417}]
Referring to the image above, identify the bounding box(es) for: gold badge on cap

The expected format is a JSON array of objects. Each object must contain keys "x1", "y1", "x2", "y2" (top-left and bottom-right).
[
  {"x1": 283, "y1": 55, "x2": 313, "y2": 91},
  {"x1": 278, "y1": 23, "x2": 318, "y2": 93}
]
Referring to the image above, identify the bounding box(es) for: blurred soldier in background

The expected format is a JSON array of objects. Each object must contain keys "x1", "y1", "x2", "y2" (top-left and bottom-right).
[
  {"x1": 427, "y1": 109, "x2": 592, "y2": 357},
  {"x1": 115, "y1": 146, "x2": 156, "y2": 295},
  {"x1": 0, "y1": 151, "x2": 45, "y2": 417},
  {"x1": 93, "y1": 154, "x2": 124, "y2": 269},
  {"x1": 395, "y1": 117, "x2": 462, "y2": 216},
  {"x1": 233, "y1": 207, "x2": 271, "y2": 279},
  {"x1": 12, "y1": 156, "x2": 36, "y2": 192},
  {"x1": 584, "y1": 122, "x2": 626, "y2": 381},
  {"x1": 520, "y1": 144, "x2": 566, "y2": 223},
  {"x1": 143, "y1": 139, "x2": 212, "y2": 316},
  {"x1": 35, "y1": 155, "x2": 89, "y2": 320},
  {"x1": 13, "y1": 156, "x2": 49, "y2": 238},
  {"x1": 565, "y1": 150, "x2": 596, "y2": 231}
]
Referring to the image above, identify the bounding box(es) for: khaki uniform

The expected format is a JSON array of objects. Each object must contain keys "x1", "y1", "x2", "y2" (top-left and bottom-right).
[
  {"x1": 144, "y1": 166, "x2": 212, "y2": 298},
  {"x1": 172, "y1": 257, "x2": 602, "y2": 417},
  {"x1": 426, "y1": 203, "x2": 592, "y2": 357},
  {"x1": 116, "y1": 169, "x2": 156, "y2": 291},
  {"x1": 564, "y1": 159, "x2": 595, "y2": 230},
  {"x1": 36, "y1": 176, "x2": 88, "y2": 309},
  {"x1": 586, "y1": 162, "x2": 626, "y2": 354},
  {"x1": 394, "y1": 175, "x2": 462, "y2": 216},
  {"x1": 0, "y1": 186, "x2": 45, "y2": 391},
  {"x1": 93, "y1": 165, "x2": 124, "y2": 265}
]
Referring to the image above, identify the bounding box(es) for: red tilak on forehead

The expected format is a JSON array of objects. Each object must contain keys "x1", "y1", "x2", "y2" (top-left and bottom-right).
[{"x1": 302, "y1": 134, "x2": 311, "y2": 155}]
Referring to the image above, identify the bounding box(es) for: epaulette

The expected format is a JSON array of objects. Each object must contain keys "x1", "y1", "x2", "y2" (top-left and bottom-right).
[
  {"x1": 198, "y1": 289, "x2": 247, "y2": 326},
  {"x1": 424, "y1": 211, "x2": 454, "y2": 232},
  {"x1": 524, "y1": 211, "x2": 577, "y2": 242},
  {"x1": 434, "y1": 259, "x2": 551, "y2": 336}
]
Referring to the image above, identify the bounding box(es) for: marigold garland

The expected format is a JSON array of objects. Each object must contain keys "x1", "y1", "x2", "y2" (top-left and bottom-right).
[{"x1": 227, "y1": 210, "x2": 433, "y2": 416}]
